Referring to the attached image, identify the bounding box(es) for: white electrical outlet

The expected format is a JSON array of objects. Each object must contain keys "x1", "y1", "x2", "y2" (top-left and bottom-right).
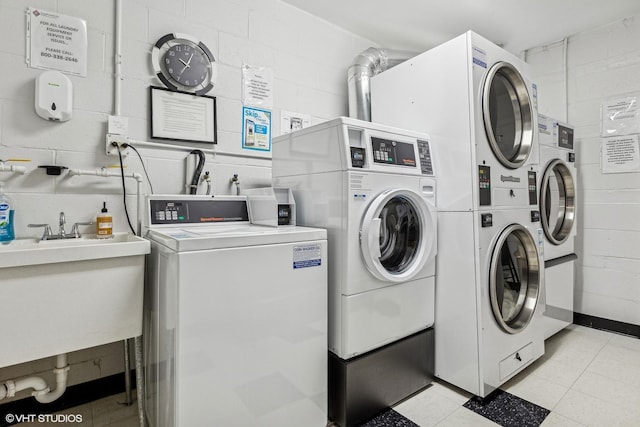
[{"x1": 105, "y1": 133, "x2": 131, "y2": 156}]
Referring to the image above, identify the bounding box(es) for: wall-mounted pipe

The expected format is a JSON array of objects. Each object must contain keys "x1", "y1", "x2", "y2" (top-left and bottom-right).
[
  {"x1": 0, "y1": 163, "x2": 28, "y2": 174},
  {"x1": 67, "y1": 168, "x2": 143, "y2": 236},
  {"x1": 0, "y1": 354, "x2": 69, "y2": 404},
  {"x1": 347, "y1": 47, "x2": 417, "y2": 121}
]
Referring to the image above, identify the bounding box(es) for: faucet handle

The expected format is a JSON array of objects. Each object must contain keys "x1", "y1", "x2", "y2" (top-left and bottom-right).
[
  {"x1": 70, "y1": 221, "x2": 94, "y2": 238},
  {"x1": 28, "y1": 224, "x2": 53, "y2": 240}
]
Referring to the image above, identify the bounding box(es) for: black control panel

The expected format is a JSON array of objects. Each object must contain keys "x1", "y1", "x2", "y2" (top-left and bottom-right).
[
  {"x1": 481, "y1": 213, "x2": 493, "y2": 227},
  {"x1": 350, "y1": 147, "x2": 365, "y2": 168},
  {"x1": 371, "y1": 137, "x2": 417, "y2": 167},
  {"x1": 558, "y1": 124, "x2": 574, "y2": 149},
  {"x1": 417, "y1": 140, "x2": 433, "y2": 175},
  {"x1": 567, "y1": 152, "x2": 575, "y2": 163},
  {"x1": 531, "y1": 210, "x2": 540, "y2": 223},
  {"x1": 149, "y1": 199, "x2": 249, "y2": 225},
  {"x1": 479, "y1": 165, "x2": 491, "y2": 206},
  {"x1": 528, "y1": 171, "x2": 537, "y2": 205},
  {"x1": 277, "y1": 204, "x2": 292, "y2": 225}
]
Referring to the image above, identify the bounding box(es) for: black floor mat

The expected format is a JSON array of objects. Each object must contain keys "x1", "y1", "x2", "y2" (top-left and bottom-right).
[{"x1": 463, "y1": 389, "x2": 550, "y2": 427}]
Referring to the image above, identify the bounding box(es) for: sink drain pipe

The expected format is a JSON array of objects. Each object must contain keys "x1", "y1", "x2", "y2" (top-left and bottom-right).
[{"x1": 0, "y1": 354, "x2": 69, "y2": 403}]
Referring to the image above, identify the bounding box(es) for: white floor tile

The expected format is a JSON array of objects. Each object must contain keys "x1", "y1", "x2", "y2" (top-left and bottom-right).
[
  {"x1": 434, "y1": 407, "x2": 500, "y2": 426},
  {"x1": 572, "y1": 370, "x2": 640, "y2": 408},
  {"x1": 553, "y1": 389, "x2": 640, "y2": 427},
  {"x1": 525, "y1": 356, "x2": 587, "y2": 388},
  {"x1": 541, "y1": 411, "x2": 587, "y2": 426},
  {"x1": 502, "y1": 369, "x2": 569, "y2": 410},
  {"x1": 585, "y1": 342, "x2": 640, "y2": 387},
  {"x1": 428, "y1": 381, "x2": 473, "y2": 405},
  {"x1": 394, "y1": 389, "x2": 461, "y2": 427}
]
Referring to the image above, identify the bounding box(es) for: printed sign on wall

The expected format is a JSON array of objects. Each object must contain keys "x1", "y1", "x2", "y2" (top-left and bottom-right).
[
  {"x1": 242, "y1": 107, "x2": 271, "y2": 152},
  {"x1": 601, "y1": 135, "x2": 640, "y2": 174},
  {"x1": 27, "y1": 8, "x2": 88, "y2": 77}
]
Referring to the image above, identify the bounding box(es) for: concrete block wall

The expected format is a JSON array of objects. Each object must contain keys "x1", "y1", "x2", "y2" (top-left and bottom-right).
[
  {"x1": 0, "y1": 0, "x2": 375, "y2": 401},
  {"x1": 526, "y1": 15, "x2": 640, "y2": 327}
]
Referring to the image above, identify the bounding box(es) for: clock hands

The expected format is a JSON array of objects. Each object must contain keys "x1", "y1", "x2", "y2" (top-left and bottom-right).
[{"x1": 179, "y1": 53, "x2": 195, "y2": 75}]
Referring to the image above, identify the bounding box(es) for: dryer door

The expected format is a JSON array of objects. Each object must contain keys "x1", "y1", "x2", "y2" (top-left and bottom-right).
[
  {"x1": 489, "y1": 224, "x2": 541, "y2": 334},
  {"x1": 482, "y1": 61, "x2": 535, "y2": 169},
  {"x1": 541, "y1": 159, "x2": 576, "y2": 245},
  {"x1": 360, "y1": 188, "x2": 436, "y2": 283}
]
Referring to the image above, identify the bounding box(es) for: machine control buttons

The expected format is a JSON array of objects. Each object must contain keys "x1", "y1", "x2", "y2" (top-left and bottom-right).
[
  {"x1": 531, "y1": 210, "x2": 540, "y2": 223},
  {"x1": 528, "y1": 171, "x2": 537, "y2": 205},
  {"x1": 481, "y1": 213, "x2": 493, "y2": 227},
  {"x1": 350, "y1": 147, "x2": 365, "y2": 168},
  {"x1": 417, "y1": 140, "x2": 434, "y2": 175},
  {"x1": 567, "y1": 152, "x2": 575, "y2": 163},
  {"x1": 479, "y1": 165, "x2": 491, "y2": 206}
]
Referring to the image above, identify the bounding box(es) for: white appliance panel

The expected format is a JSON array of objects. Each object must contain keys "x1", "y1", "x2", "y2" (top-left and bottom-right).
[
  {"x1": 543, "y1": 260, "x2": 575, "y2": 339},
  {"x1": 372, "y1": 31, "x2": 538, "y2": 212}
]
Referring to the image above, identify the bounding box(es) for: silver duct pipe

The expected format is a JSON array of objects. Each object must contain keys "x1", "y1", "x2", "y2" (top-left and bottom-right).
[{"x1": 347, "y1": 47, "x2": 417, "y2": 121}]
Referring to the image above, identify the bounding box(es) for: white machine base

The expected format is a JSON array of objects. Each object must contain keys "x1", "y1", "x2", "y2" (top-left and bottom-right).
[{"x1": 543, "y1": 254, "x2": 577, "y2": 339}]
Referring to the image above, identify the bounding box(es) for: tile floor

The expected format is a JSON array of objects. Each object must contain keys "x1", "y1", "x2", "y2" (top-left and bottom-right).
[
  {"x1": 13, "y1": 324, "x2": 640, "y2": 426},
  {"x1": 389, "y1": 324, "x2": 640, "y2": 427}
]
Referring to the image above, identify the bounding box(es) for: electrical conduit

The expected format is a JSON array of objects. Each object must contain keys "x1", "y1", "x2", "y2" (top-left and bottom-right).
[{"x1": 0, "y1": 354, "x2": 69, "y2": 403}]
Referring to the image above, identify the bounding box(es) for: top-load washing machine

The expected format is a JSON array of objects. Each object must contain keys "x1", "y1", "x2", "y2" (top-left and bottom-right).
[
  {"x1": 273, "y1": 117, "x2": 437, "y2": 426},
  {"x1": 370, "y1": 31, "x2": 545, "y2": 398},
  {"x1": 538, "y1": 114, "x2": 577, "y2": 338},
  {"x1": 371, "y1": 30, "x2": 539, "y2": 213}
]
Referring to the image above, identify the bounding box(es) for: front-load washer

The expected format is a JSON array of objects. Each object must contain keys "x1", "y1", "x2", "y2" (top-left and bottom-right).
[
  {"x1": 437, "y1": 207, "x2": 545, "y2": 397},
  {"x1": 371, "y1": 30, "x2": 539, "y2": 213},
  {"x1": 143, "y1": 195, "x2": 328, "y2": 427},
  {"x1": 273, "y1": 117, "x2": 437, "y2": 427},
  {"x1": 538, "y1": 114, "x2": 578, "y2": 338}
]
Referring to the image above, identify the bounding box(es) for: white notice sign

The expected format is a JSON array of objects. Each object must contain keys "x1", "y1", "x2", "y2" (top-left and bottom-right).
[
  {"x1": 601, "y1": 96, "x2": 640, "y2": 137},
  {"x1": 242, "y1": 64, "x2": 273, "y2": 109},
  {"x1": 601, "y1": 135, "x2": 640, "y2": 174},
  {"x1": 27, "y1": 8, "x2": 88, "y2": 77}
]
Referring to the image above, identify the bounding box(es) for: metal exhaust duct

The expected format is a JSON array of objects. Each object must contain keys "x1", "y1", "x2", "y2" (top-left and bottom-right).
[{"x1": 347, "y1": 47, "x2": 416, "y2": 121}]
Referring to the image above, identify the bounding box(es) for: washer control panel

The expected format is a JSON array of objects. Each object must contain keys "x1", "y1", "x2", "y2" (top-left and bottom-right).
[
  {"x1": 528, "y1": 171, "x2": 537, "y2": 205},
  {"x1": 479, "y1": 165, "x2": 491, "y2": 206},
  {"x1": 148, "y1": 198, "x2": 249, "y2": 225}
]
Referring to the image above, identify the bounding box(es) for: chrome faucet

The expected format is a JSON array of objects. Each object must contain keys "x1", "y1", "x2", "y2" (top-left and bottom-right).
[
  {"x1": 59, "y1": 212, "x2": 66, "y2": 237},
  {"x1": 28, "y1": 212, "x2": 94, "y2": 240}
]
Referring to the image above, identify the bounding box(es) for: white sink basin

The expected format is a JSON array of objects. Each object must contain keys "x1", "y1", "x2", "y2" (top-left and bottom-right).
[
  {"x1": 0, "y1": 232, "x2": 150, "y2": 369},
  {"x1": 0, "y1": 233, "x2": 150, "y2": 268}
]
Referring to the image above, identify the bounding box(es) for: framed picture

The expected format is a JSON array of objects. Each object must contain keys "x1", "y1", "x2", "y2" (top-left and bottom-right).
[{"x1": 150, "y1": 86, "x2": 217, "y2": 144}]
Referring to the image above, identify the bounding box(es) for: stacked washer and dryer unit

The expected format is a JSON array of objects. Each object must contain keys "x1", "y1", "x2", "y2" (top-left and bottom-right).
[
  {"x1": 538, "y1": 114, "x2": 577, "y2": 338},
  {"x1": 273, "y1": 117, "x2": 438, "y2": 426},
  {"x1": 372, "y1": 31, "x2": 546, "y2": 398}
]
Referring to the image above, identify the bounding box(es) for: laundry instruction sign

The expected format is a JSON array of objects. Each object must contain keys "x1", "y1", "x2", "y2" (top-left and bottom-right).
[
  {"x1": 293, "y1": 244, "x2": 322, "y2": 269},
  {"x1": 242, "y1": 107, "x2": 271, "y2": 151}
]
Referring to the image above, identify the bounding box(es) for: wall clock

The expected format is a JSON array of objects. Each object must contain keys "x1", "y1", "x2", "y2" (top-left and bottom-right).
[{"x1": 151, "y1": 33, "x2": 217, "y2": 95}]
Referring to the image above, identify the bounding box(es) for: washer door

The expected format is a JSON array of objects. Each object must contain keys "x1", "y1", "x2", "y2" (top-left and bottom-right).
[
  {"x1": 489, "y1": 224, "x2": 541, "y2": 334},
  {"x1": 482, "y1": 62, "x2": 535, "y2": 169},
  {"x1": 360, "y1": 188, "x2": 435, "y2": 283},
  {"x1": 541, "y1": 159, "x2": 576, "y2": 245}
]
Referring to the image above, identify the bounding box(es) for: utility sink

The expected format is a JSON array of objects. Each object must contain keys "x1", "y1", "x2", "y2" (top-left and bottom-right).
[
  {"x1": 0, "y1": 233, "x2": 150, "y2": 369},
  {"x1": 0, "y1": 233, "x2": 149, "y2": 268}
]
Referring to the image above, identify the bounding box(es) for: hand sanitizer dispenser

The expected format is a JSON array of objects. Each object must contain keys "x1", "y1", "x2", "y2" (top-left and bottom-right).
[{"x1": 35, "y1": 70, "x2": 73, "y2": 122}]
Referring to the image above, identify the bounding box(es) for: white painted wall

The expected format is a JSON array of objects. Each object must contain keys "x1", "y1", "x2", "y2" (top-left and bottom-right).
[
  {"x1": 527, "y1": 15, "x2": 640, "y2": 326},
  {"x1": 0, "y1": 0, "x2": 375, "y2": 401}
]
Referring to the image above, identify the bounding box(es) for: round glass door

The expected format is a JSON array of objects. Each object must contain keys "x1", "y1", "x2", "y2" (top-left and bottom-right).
[
  {"x1": 482, "y1": 62, "x2": 534, "y2": 169},
  {"x1": 541, "y1": 159, "x2": 576, "y2": 245},
  {"x1": 360, "y1": 188, "x2": 435, "y2": 283},
  {"x1": 489, "y1": 224, "x2": 541, "y2": 334}
]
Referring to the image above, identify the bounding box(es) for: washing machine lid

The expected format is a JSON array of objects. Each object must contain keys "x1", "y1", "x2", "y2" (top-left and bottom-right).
[
  {"x1": 489, "y1": 224, "x2": 541, "y2": 334},
  {"x1": 482, "y1": 61, "x2": 535, "y2": 169},
  {"x1": 144, "y1": 195, "x2": 326, "y2": 251},
  {"x1": 359, "y1": 188, "x2": 436, "y2": 283},
  {"x1": 540, "y1": 159, "x2": 576, "y2": 245}
]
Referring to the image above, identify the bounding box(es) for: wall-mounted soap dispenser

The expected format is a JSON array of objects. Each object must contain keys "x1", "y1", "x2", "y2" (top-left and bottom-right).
[{"x1": 35, "y1": 70, "x2": 73, "y2": 122}]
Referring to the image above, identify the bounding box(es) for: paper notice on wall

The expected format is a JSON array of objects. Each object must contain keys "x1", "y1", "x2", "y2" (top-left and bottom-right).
[
  {"x1": 26, "y1": 8, "x2": 88, "y2": 77},
  {"x1": 601, "y1": 96, "x2": 640, "y2": 137},
  {"x1": 601, "y1": 135, "x2": 640, "y2": 174},
  {"x1": 281, "y1": 110, "x2": 310, "y2": 134},
  {"x1": 242, "y1": 64, "x2": 273, "y2": 109}
]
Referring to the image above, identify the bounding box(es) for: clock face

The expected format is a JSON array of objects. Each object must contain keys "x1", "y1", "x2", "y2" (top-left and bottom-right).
[
  {"x1": 165, "y1": 44, "x2": 208, "y2": 87},
  {"x1": 152, "y1": 33, "x2": 217, "y2": 95}
]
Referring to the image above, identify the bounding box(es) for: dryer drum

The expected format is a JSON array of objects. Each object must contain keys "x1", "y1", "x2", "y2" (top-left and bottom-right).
[
  {"x1": 540, "y1": 159, "x2": 576, "y2": 245},
  {"x1": 482, "y1": 61, "x2": 534, "y2": 169},
  {"x1": 489, "y1": 224, "x2": 541, "y2": 334},
  {"x1": 378, "y1": 198, "x2": 420, "y2": 273}
]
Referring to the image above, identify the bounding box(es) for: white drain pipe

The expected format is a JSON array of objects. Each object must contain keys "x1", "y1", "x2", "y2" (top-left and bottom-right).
[
  {"x1": 0, "y1": 354, "x2": 69, "y2": 403},
  {"x1": 347, "y1": 47, "x2": 416, "y2": 121}
]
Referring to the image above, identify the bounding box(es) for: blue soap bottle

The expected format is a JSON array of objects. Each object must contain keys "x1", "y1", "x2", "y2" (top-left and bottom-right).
[{"x1": 0, "y1": 182, "x2": 15, "y2": 243}]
